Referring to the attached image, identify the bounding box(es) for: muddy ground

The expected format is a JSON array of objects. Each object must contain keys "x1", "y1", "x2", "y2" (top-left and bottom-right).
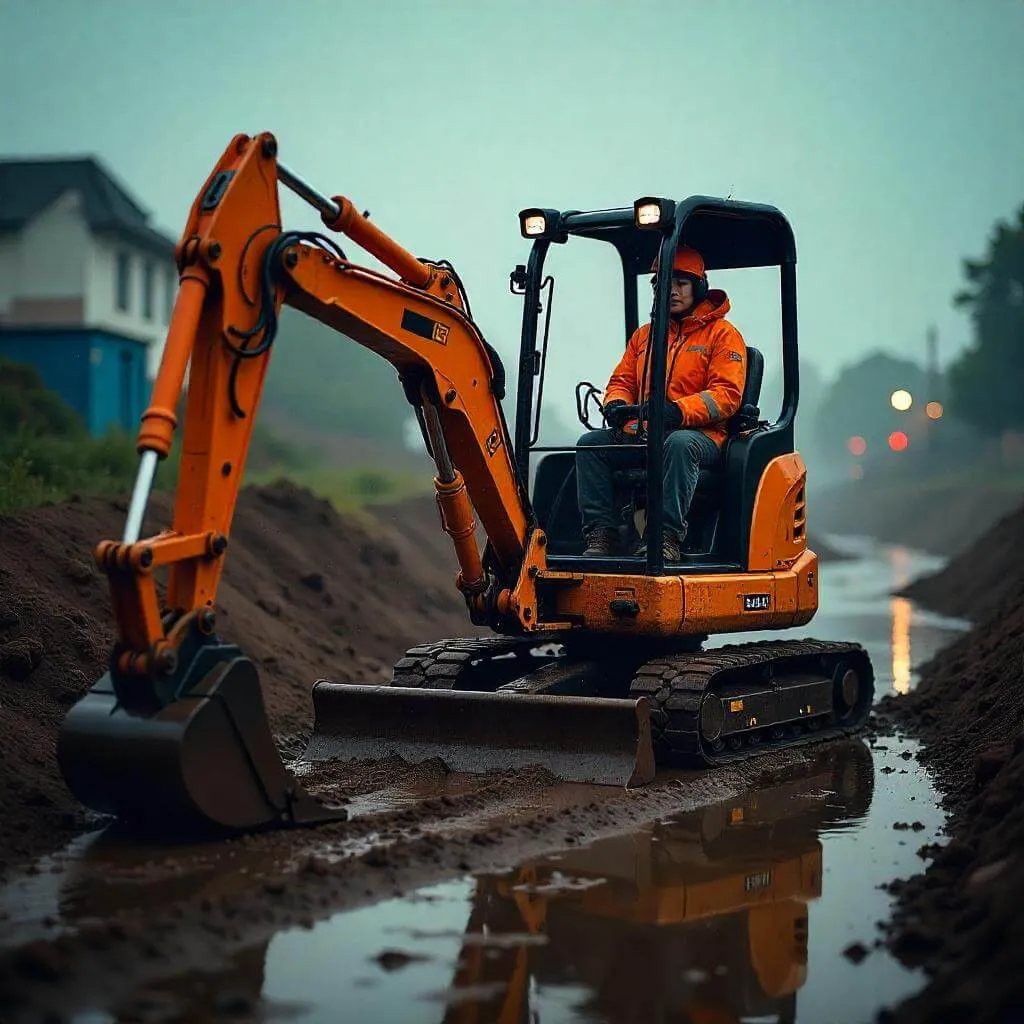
[
  {"x1": 876, "y1": 496, "x2": 1024, "y2": 1023},
  {"x1": 1, "y1": 479, "x2": 1022, "y2": 1022},
  {"x1": 0, "y1": 481, "x2": 484, "y2": 869},
  {"x1": 0, "y1": 481, "x2": 826, "y2": 1022}
]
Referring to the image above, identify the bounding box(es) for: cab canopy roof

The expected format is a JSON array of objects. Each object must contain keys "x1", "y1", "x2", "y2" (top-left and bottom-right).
[{"x1": 559, "y1": 197, "x2": 796, "y2": 272}]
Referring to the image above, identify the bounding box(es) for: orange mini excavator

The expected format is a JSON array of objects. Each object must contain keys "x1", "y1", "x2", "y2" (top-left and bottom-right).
[{"x1": 57, "y1": 132, "x2": 874, "y2": 833}]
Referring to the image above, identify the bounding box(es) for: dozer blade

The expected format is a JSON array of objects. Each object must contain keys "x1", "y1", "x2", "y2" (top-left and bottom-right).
[
  {"x1": 301, "y1": 683, "x2": 656, "y2": 788},
  {"x1": 57, "y1": 656, "x2": 346, "y2": 835}
]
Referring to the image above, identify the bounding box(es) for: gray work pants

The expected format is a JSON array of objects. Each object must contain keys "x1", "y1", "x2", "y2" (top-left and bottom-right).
[{"x1": 575, "y1": 428, "x2": 721, "y2": 540}]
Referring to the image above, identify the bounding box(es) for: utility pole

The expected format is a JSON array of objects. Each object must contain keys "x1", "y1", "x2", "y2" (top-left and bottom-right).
[
  {"x1": 923, "y1": 324, "x2": 940, "y2": 461},
  {"x1": 926, "y1": 324, "x2": 940, "y2": 404}
]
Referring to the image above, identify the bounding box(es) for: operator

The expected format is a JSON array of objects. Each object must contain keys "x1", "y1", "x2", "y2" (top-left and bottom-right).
[{"x1": 576, "y1": 244, "x2": 747, "y2": 561}]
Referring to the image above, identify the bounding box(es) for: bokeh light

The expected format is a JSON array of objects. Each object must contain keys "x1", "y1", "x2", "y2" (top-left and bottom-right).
[
  {"x1": 926, "y1": 401, "x2": 944, "y2": 420},
  {"x1": 888, "y1": 430, "x2": 909, "y2": 452},
  {"x1": 890, "y1": 389, "x2": 913, "y2": 411},
  {"x1": 847, "y1": 435, "x2": 867, "y2": 457}
]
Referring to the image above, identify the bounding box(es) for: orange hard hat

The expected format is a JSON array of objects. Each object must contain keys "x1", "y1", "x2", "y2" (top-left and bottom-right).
[{"x1": 651, "y1": 245, "x2": 705, "y2": 277}]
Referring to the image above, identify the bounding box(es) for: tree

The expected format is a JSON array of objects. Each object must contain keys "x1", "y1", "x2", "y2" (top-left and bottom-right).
[{"x1": 947, "y1": 202, "x2": 1024, "y2": 436}]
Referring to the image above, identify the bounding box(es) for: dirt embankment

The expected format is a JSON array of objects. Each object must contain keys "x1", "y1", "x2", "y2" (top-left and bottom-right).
[
  {"x1": 878, "y1": 502, "x2": 1024, "y2": 1023},
  {"x1": 898, "y1": 500, "x2": 1024, "y2": 622},
  {"x1": 0, "y1": 481, "x2": 480, "y2": 868}
]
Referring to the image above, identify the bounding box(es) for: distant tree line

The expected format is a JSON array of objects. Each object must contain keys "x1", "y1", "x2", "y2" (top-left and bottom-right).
[{"x1": 948, "y1": 201, "x2": 1024, "y2": 436}]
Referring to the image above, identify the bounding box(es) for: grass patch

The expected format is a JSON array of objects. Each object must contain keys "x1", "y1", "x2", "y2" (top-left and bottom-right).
[
  {"x1": 0, "y1": 430, "x2": 181, "y2": 513},
  {"x1": 249, "y1": 465, "x2": 433, "y2": 515},
  {"x1": 0, "y1": 355, "x2": 431, "y2": 517}
]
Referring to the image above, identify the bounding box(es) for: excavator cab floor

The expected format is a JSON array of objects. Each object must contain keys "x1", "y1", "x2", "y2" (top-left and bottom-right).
[
  {"x1": 57, "y1": 655, "x2": 347, "y2": 837},
  {"x1": 301, "y1": 683, "x2": 656, "y2": 788}
]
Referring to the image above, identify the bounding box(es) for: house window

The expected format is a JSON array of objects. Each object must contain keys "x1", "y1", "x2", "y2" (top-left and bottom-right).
[
  {"x1": 142, "y1": 261, "x2": 154, "y2": 320},
  {"x1": 116, "y1": 251, "x2": 131, "y2": 312}
]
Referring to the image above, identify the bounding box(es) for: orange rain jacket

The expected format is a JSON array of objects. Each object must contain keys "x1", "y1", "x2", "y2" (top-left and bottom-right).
[{"x1": 603, "y1": 290, "x2": 748, "y2": 448}]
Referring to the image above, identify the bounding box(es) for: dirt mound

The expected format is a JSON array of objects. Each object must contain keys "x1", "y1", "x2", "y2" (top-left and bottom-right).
[
  {"x1": 878, "y1": 573, "x2": 1024, "y2": 1023},
  {"x1": 0, "y1": 482, "x2": 480, "y2": 867},
  {"x1": 898, "y1": 499, "x2": 1024, "y2": 622}
]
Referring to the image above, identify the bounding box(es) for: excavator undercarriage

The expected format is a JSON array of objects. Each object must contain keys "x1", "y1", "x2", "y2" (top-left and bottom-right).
[
  {"x1": 55, "y1": 131, "x2": 875, "y2": 835},
  {"x1": 305, "y1": 635, "x2": 873, "y2": 787}
]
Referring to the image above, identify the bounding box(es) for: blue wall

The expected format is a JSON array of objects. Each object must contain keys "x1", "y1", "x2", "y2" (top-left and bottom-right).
[
  {"x1": 88, "y1": 332, "x2": 148, "y2": 435},
  {"x1": 0, "y1": 328, "x2": 149, "y2": 435}
]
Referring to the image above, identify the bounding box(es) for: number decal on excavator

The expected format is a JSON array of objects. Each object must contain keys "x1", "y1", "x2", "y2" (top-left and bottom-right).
[
  {"x1": 401, "y1": 308, "x2": 450, "y2": 345},
  {"x1": 744, "y1": 870, "x2": 772, "y2": 892},
  {"x1": 743, "y1": 593, "x2": 771, "y2": 611}
]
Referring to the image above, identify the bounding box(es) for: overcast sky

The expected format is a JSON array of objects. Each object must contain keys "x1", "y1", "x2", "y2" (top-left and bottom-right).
[{"x1": 2, "y1": 0, "x2": 1022, "y2": 410}]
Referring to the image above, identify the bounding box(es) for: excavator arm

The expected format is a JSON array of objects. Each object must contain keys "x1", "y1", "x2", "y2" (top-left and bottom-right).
[{"x1": 113, "y1": 130, "x2": 530, "y2": 672}]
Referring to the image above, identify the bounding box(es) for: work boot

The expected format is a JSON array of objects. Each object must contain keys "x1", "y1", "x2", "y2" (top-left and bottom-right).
[
  {"x1": 582, "y1": 526, "x2": 619, "y2": 557},
  {"x1": 635, "y1": 529, "x2": 682, "y2": 563}
]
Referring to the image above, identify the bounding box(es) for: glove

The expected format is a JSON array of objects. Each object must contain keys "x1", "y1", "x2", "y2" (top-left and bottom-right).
[
  {"x1": 642, "y1": 401, "x2": 683, "y2": 431},
  {"x1": 603, "y1": 400, "x2": 632, "y2": 429}
]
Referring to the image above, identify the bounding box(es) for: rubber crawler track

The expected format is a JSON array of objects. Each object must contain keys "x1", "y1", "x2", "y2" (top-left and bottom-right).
[
  {"x1": 391, "y1": 635, "x2": 561, "y2": 689},
  {"x1": 629, "y1": 638, "x2": 875, "y2": 767}
]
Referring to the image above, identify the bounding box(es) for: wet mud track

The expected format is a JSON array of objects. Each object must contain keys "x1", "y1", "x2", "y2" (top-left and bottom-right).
[{"x1": 0, "y1": 748, "x2": 834, "y2": 1022}]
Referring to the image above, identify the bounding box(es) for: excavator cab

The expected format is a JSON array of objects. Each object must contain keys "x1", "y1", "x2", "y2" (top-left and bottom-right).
[{"x1": 513, "y1": 198, "x2": 789, "y2": 572}]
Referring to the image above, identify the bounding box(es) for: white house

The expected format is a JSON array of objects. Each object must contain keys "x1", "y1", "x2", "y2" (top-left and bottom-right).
[{"x1": 0, "y1": 156, "x2": 178, "y2": 433}]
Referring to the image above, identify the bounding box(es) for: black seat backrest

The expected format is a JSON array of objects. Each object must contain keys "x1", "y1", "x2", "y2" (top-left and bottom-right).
[
  {"x1": 742, "y1": 346, "x2": 764, "y2": 408},
  {"x1": 731, "y1": 345, "x2": 764, "y2": 434}
]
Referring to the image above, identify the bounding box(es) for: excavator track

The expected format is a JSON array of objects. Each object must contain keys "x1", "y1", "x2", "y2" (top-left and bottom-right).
[
  {"x1": 391, "y1": 634, "x2": 564, "y2": 690},
  {"x1": 629, "y1": 638, "x2": 874, "y2": 767}
]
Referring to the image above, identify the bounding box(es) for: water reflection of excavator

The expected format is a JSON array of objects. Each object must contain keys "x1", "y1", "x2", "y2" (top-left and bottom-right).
[
  {"x1": 443, "y1": 741, "x2": 873, "y2": 1024},
  {"x1": 57, "y1": 131, "x2": 875, "y2": 834}
]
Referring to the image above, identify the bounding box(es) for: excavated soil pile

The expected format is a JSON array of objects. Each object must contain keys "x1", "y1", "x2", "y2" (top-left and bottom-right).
[
  {"x1": 0, "y1": 481, "x2": 479, "y2": 868},
  {"x1": 898, "y1": 498, "x2": 1024, "y2": 623},
  {"x1": 878, "y1": 570, "x2": 1024, "y2": 1023}
]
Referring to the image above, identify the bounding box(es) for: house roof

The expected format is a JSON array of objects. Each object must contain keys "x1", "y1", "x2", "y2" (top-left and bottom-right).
[{"x1": 0, "y1": 155, "x2": 176, "y2": 257}]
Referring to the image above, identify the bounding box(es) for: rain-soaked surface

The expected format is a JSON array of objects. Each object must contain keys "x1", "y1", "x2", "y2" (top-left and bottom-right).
[
  {"x1": 251, "y1": 537, "x2": 969, "y2": 1023},
  {"x1": 4, "y1": 536, "x2": 970, "y2": 1023}
]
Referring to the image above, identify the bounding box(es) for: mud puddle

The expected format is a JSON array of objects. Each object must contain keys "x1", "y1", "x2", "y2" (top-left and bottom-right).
[
  {"x1": 250, "y1": 540, "x2": 967, "y2": 1023},
  {"x1": 259, "y1": 739, "x2": 941, "y2": 1023},
  {"x1": 0, "y1": 538, "x2": 969, "y2": 1022}
]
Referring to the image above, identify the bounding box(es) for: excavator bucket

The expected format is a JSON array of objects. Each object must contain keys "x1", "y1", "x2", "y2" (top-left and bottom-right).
[
  {"x1": 57, "y1": 655, "x2": 347, "y2": 835},
  {"x1": 301, "y1": 683, "x2": 657, "y2": 787}
]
